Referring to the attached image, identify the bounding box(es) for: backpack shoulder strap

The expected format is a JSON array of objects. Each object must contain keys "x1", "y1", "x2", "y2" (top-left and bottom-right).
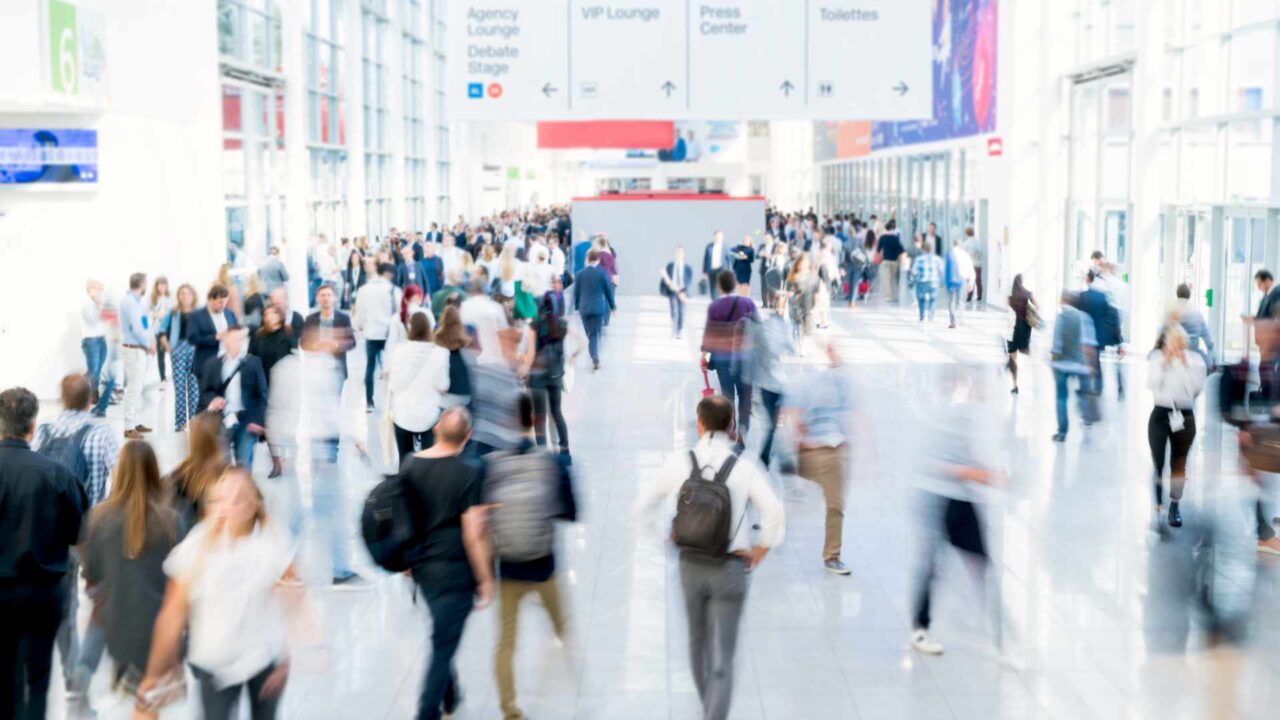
[
  {"x1": 72, "y1": 423, "x2": 94, "y2": 448},
  {"x1": 712, "y1": 455, "x2": 738, "y2": 485},
  {"x1": 687, "y1": 450, "x2": 702, "y2": 482}
]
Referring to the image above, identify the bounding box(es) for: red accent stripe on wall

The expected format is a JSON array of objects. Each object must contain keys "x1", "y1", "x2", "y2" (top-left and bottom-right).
[{"x1": 537, "y1": 121, "x2": 675, "y2": 149}]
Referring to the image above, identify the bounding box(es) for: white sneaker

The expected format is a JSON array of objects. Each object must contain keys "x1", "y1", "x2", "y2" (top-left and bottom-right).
[{"x1": 911, "y1": 629, "x2": 944, "y2": 655}]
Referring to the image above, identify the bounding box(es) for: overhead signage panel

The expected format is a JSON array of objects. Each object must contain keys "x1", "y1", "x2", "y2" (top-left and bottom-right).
[{"x1": 449, "y1": 0, "x2": 933, "y2": 121}]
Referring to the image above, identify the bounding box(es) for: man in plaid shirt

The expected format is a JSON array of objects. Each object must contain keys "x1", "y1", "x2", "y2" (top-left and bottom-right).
[
  {"x1": 33, "y1": 375, "x2": 120, "y2": 506},
  {"x1": 911, "y1": 241, "x2": 946, "y2": 323}
]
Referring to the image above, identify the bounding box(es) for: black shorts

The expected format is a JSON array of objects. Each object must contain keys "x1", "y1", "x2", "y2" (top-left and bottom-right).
[{"x1": 944, "y1": 498, "x2": 987, "y2": 558}]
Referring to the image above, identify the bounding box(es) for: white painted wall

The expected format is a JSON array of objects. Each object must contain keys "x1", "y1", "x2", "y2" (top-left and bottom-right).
[{"x1": 0, "y1": 0, "x2": 224, "y2": 397}]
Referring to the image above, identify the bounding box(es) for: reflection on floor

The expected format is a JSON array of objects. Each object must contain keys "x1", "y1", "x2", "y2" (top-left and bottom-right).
[{"x1": 47, "y1": 296, "x2": 1280, "y2": 719}]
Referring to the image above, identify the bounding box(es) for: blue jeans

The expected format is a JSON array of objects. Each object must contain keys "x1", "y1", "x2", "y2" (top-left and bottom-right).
[
  {"x1": 759, "y1": 389, "x2": 782, "y2": 466},
  {"x1": 668, "y1": 294, "x2": 685, "y2": 334},
  {"x1": 582, "y1": 314, "x2": 605, "y2": 363},
  {"x1": 417, "y1": 589, "x2": 474, "y2": 720},
  {"x1": 1054, "y1": 370, "x2": 1084, "y2": 435},
  {"x1": 93, "y1": 344, "x2": 118, "y2": 417},
  {"x1": 916, "y1": 285, "x2": 938, "y2": 320},
  {"x1": 310, "y1": 438, "x2": 351, "y2": 579},
  {"x1": 365, "y1": 338, "x2": 386, "y2": 406},
  {"x1": 710, "y1": 358, "x2": 751, "y2": 436},
  {"x1": 227, "y1": 420, "x2": 256, "y2": 469},
  {"x1": 81, "y1": 337, "x2": 106, "y2": 398}
]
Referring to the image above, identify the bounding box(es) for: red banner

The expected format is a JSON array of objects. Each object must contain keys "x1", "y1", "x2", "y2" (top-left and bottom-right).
[{"x1": 537, "y1": 121, "x2": 675, "y2": 149}]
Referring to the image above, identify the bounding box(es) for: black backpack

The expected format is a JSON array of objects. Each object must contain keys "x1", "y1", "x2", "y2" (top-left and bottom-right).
[
  {"x1": 361, "y1": 470, "x2": 422, "y2": 573},
  {"x1": 671, "y1": 452, "x2": 740, "y2": 557},
  {"x1": 38, "y1": 424, "x2": 93, "y2": 496}
]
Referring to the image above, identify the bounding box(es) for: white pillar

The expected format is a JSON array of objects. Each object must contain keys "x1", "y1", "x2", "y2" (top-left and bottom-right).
[
  {"x1": 1128, "y1": 0, "x2": 1169, "y2": 349},
  {"x1": 282, "y1": 0, "x2": 311, "y2": 309}
]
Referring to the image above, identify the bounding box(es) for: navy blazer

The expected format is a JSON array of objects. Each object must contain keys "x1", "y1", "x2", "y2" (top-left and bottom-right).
[
  {"x1": 187, "y1": 307, "x2": 239, "y2": 381},
  {"x1": 303, "y1": 310, "x2": 357, "y2": 379},
  {"x1": 659, "y1": 262, "x2": 694, "y2": 297},
  {"x1": 573, "y1": 265, "x2": 616, "y2": 317},
  {"x1": 395, "y1": 261, "x2": 428, "y2": 290},
  {"x1": 197, "y1": 353, "x2": 269, "y2": 428},
  {"x1": 417, "y1": 256, "x2": 445, "y2": 294},
  {"x1": 702, "y1": 243, "x2": 734, "y2": 278}
]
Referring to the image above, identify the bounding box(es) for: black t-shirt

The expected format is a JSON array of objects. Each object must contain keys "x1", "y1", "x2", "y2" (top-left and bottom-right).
[
  {"x1": 878, "y1": 233, "x2": 905, "y2": 261},
  {"x1": 405, "y1": 454, "x2": 483, "y2": 592}
]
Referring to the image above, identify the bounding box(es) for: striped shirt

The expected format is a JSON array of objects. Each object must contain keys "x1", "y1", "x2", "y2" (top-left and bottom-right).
[
  {"x1": 911, "y1": 254, "x2": 945, "y2": 288},
  {"x1": 33, "y1": 410, "x2": 120, "y2": 506}
]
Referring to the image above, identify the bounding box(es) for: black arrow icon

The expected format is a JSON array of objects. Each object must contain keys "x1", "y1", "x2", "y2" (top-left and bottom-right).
[
  {"x1": 661, "y1": 80, "x2": 676, "y2": 97},
  {"x1": 542, "y1": 82, "x2": 558, "y2": 97},
  {"x1": 780, "y1": 80, "x2": 795, "y2": 97},
  {"x1": 893, "y1": 81, "x2": 909, "y2": 96}
]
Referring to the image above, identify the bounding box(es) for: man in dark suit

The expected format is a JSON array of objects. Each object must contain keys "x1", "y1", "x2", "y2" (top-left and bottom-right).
[
  {"x1": 573, "y1": 249, "x2": 616, "y2": 371},
  {"x1": 659, "y1": 246, "x2": 694, "y2": 338},
  {"x1": 395, "y1": 244, "x2": 428, "y2": 290},
  {"x1": 1077, "y1": 270, "x2": 1123, "y2": 398},
  {"x1": 303, "y1": 282, "x2": 357, "y2": 380},
  {"x1": 197, "y1": 325, "x2": 269, "y2": 469},
  {"x1": 417, "y1": 241, "x2": 446, "y2": 295},
  {"x1": 187, "y1": 283, "x2": 240, "y2": 382},
  {"x1": 425, "y1": 223, "x2": 444, "y2": 244},
  {"x1": 702, "y1": 231, "x2": 734, "y2": 299},
  {"x1": 268, "y1": 287, "x2": 305, "y2": 338}
]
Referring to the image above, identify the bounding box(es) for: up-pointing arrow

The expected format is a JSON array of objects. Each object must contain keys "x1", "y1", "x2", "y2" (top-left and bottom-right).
[
  {"x1": 780, "y1": 80, "x2": 795, "y2": 97},
  {"x1": 661, "y1": 80, "x2": 676, "y2": 98}
]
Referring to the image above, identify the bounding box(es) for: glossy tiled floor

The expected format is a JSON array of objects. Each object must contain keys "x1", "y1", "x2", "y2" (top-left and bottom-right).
[{"x1": 47, "y1": 295, "x2": 1280, "y2": 719}]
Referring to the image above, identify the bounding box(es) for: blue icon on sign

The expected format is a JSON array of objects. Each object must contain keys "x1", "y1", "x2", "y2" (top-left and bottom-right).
[{"x1": 468, "y1": 83, "x2": 484, "y2": 99}]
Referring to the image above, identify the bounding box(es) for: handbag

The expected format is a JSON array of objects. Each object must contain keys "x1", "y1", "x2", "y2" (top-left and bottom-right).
[{"x1": 1026, "y1": 302, "x2": 1042, "y2": 329}]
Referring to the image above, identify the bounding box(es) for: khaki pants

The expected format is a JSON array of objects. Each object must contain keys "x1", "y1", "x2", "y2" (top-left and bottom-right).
[
  {"x1": 496, "y1": 577, "x2": 567, "y2": 720},
  {"x1": 880, "y1": 260, "x2": 900, "y2": 302},
  {"x1": 798, "y1": 445, "x2": 847, "y2": 562}
]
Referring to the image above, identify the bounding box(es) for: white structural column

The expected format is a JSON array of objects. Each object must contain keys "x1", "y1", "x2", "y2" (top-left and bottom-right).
[
  {"x1": 346, "y1": 0, "x2": 369, "y2": 239},
  {"x1": 1129, "y1": 0, "x2": 1169, "y2": 350},
  {"x1": 282, "y1": 0, "x2": 312, "y2": 308}
]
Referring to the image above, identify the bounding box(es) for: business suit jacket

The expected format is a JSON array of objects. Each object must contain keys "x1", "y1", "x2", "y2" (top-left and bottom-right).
[
  {"x1": 702, "y1": 243, "x2": 734, "y2": 279},
  {"x1": 303, "y1": 310, "x2": 356, "y2": 379},
  {"x1": 573, "y1": 265, "x2": 616, "y2": 317},
  {"x1": 660, "y1": 262, "x2": 694, "y2": 297},
  {"x1": 197, "y1": 353, "x2": 269, "y2": 428},
  {"x1": 395, "y1": 261, "x2": 428, "y2": 290},
  {"x1": 418, "y1": 256, "x2": 445, "y2": 294},
  {"x1": 187, "y1": 307, "x2": 239, "y2": 382}
]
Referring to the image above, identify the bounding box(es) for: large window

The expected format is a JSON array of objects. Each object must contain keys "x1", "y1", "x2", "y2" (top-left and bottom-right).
[
  {"x1": 307, "y1": 0, "x2": 347, "y2": 241},
  {"x1": 403, "y1": 0, "x2": 427, "y2": 233},
  {"x1": 363, "y1": 2, "x2": 390, "y2": 240},
  {"x1": 222, "y1": 83, "x2": 287, "y2": 265},
  {"x1": 218, "y1": 0, "x2": 283, "y2": 73},
  {"x1": 430, "y1": 0, "x2": 450, "y2": 219}
]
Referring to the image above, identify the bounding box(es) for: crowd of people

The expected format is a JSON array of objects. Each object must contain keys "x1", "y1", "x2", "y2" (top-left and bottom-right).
[{"x1": 3, "y1": 202, "x2": 1278, "y2": 720}]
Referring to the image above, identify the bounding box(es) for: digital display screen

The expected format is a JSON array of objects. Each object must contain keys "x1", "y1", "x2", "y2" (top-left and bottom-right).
[{"x1": 0, "y1": 128, "x2": 98, "y2": 184}]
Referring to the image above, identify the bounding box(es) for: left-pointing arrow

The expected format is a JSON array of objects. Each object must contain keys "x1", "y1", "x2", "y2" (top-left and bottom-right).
[{"x1": 542, "y1": 83, "x2": 558, "y2": 97}]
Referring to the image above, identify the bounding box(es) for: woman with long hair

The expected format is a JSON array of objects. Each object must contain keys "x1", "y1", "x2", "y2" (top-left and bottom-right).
[
  {"x1": 523, "y1": 286, "x2": 573, "y2": 456},
  {"x1": 138, "y1": 468, "x2": 300, "y2": 720},
  {"x1": 149, "y1": 277, "x2": 172, "y2": 383},
  {"x1": 787, "y1": 253, "x2": 819, "y2": 350},
  {"x1": 167, "y1": 411, "x2": 228, "y2": 528},
  {"x1": 1006, "y1": 274, "x2": 1036, "y2": 394},
  {"x1": 434, "y1": 305, "x2": 472, "y2": 410},
  {"x1": 498, "y1": 243, "x2": 520, "y2": 299},
  {"x1": 388, "y1": 313, "x2": 450, "y2": 463},
  {"x1": 165, "y1": 283, "x2": 201, "y2": 431},
  {"x1": 242, "y1": 274, "x2": 266, "y2": 331},
  {"x1": 216, "y1": 263, "x2": 243, "y2": 319},
  {"x1": 250, "y1": 306, "x2": 296, "y2": 479},
  {"x1": 341, "y1": 249, "x2": 365, "y2": 310},
  {"x1": 1148, "y1": 322, "x2": 1206, "y2": 532},
  {"x1": 81, "y1": 441, "x2": 183, "y2": 712}
]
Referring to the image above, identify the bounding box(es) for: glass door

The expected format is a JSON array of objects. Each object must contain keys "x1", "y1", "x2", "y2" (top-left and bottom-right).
[{"x1": 1222, "y1": 211, "x2": 1269, "y2": 362}]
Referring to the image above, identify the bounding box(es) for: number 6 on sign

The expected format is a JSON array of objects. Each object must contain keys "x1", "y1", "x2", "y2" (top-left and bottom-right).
[
  {"x1": 59, "y1": 27, "x2": 77, "y2": 94},
  {"x1": 47, "y1": 0, "x2": 79, "y2": 95}
]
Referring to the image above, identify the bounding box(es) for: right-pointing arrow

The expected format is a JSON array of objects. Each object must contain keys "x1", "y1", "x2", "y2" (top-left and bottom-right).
[
  {"x1": 780, "y1": 80, "x2": 795, "y2": 97},
  {"x1": 893, "y1": 81, "x2": 909, "y2": 96}
]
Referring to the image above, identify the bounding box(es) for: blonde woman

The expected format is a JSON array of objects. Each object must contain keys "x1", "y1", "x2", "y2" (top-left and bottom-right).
[
  {"x1": 149, "y1": 277, "x2": 172, "y2": 383},
  {"x1": 498, "y1": 243, "x2": 520, "y2": 298},
  {"x1": 1147, "y1": 322, "x2": 1206, "y2": 532},
  {"x1": 787, "y1": 253, "x2": 819, "y2": 349},
  {"x1": 216, "y1": 263, "x2": 244, "y2": 319},
  {"x1": 164, "y1": 284, "x2": 201, "y2": 431},
  {"x1": 479, "y1": 243, "x2": 500, "y2": 282},
  {"x1": 138, "y1": 468, "x2": 300, "y2": 719}
]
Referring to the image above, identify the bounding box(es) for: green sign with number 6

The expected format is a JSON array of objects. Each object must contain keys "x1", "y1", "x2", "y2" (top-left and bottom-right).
[{"x1": 49, "y1": 0, "x2": 78, "y2": 95}]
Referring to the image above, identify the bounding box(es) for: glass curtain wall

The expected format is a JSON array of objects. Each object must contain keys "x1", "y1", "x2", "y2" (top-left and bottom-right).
[
  {"x1": 402, "y1": 0, "x2": 427, "y2": 232},
  {"x1": 307, "y1": 0, "x2": 348, "y2": 243},
  {"x1": 430, "y1": 0, "x2": 451, "y2": 221},
  {"x1": 362, "y1": 1, "x2": 390, "y2": 241}
]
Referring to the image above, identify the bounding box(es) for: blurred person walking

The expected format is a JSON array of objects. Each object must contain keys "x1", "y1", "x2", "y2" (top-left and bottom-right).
[
  {"x1": 120, "y1": 272, "x2": 158, "y2": 440},
  {"x1": 187, "y1": 284, "x2": 239, "y2": 394},
  {"x1": 750, "y1": 293, "x2": 797, "y2": 471},
  {"x1": 701, "y1": 270, "x2": 759, "y2": 447},
  {"x1": 485, "y1": 393, "x2": 578, "y2": 720},
  {"x1": 523, "y1": 290, "x2": 574, "y2": 457},
  {"x1": 876, "y1": 220, "x2": 905, "y2": 303},
  {"x1": 1148, "y1": 324, "x2": 1206, "y2": 532},
  {"x1": 1050, "y1": 292, "x2": 1098, "y2": 442},
  {"x1": 943, "y1": 239, "x2": 975, "y2": 328},
  {"x1": 1005, "y1": 275, "x2": 1036, "y2": 394},
  {"x1": 197, "y1": 325, "x2": 268, "y2": 469},
  {"x1": 403, "y1": 408, "x2": 495, "y2": 720},
  {"x1": 388, "y1": 313, "x2": 450, "y2": 464},
  {"x1": 303, "y1": 283, "x2": 356, "y2": 381},
  {"x1": 163, "y1": 283, "x2": 201, "y2": 431},
  {"x1": 572, "y1": 249, "x2": 615, "y2": 371},
  {"x1": 911, "y1": 243, "x2": 944, "y2": 323},
  {"x1": 259, "y1": 245, "x2": 290, "y2": 295},
  {"x1": 1167, "y1": 283, "x2": 1215, "y2": 372},
  {"x1": 435, "y1": 305, "x2": 473, "y2": 411},
  {"x1": 731, "y1": 235, "x2": 756, "y2": 288},
  {"x1": 251, "y1": 305, "x2": 297, "y2": 478},
  {"x1": 166, "y1": 411, "x2": 228, "y2": 529},
  {"x1": 79, "y1": 440, "x2": 184, "y2": 715},
  {"x1": 784, "y1": 343, "x2": 853, "y2": 575},
  {"x1": 82, "y1": 280, "x2": 109, "y2": 410},
  {"x1": 1078, "y1": 270, "x2": 1126, "y2": 399},
  {"x1": 354, "y1": 263, "x2": 401, "y2": 410},
  {"x1": 702, "y1": 231, "x2": 732, "y2": 299},
  {"x1": 786, "y1": 254, "x2": 819, "y2": 350},
  {"x1": 634, "y1": 395, "x2": 784, "y2": 720},
  {"x1": 0, "y1": 386, "x2": 87, "y2": 720},
  {"x1": 138, "y1": 468, "x2": 300, "y2": 720},
  {"x1": 149, "y1": 277, "x2": 172, "y2": 384},
  {"x1": 660, "y1": 246, "x2": 694, "y2": 338}
]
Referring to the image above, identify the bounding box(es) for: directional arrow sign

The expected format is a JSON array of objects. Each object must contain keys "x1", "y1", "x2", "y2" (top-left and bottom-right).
[
  {"x1": 780, "y1": 80, "x2": 795, "y2": 97},
  {"x1": 893, "y1": 81, "x2": 909, "y2": 96},
  {"x1": 542, "y1": 82, "x2": 558, "y2": 97},
  {"x1": 661, "y1": 80, "x2": 676, "y2": 98}
]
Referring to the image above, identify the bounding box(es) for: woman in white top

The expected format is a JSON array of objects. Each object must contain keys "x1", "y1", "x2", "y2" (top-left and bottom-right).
[
  {"x1": 138, "y1": 468, "x2": 301, "y2": 720},
  {"x1": 387, "y1": 313, "x2": 450, "y2": 464},
  {"x1": 1147, "y1": 322, "x2": 1206, "y2": 531},
  {"x1": 526, "y1": 245, "x2": 555, "y2": 297},
  {"x1": 479, "y1": 243, "x2": 501, "y2": 284}
]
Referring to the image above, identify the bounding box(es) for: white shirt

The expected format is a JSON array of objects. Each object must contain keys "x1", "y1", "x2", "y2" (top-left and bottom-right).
[
  {"x1": 634, "y1": 432, "x2": 785, "y2": 554},
  {"x1": 1148, "y1": 351, "x2": 1206, "y2": 409},
  {"x1": 354, "y1": 278, "x2": 399, "y2": 341},
  {"x1": 163, "y1": 521, "x2": 293, "y2": 688},
  {"x1": 220, "y1": 347, "x2": 247, "y2": 418},
  {"x1": 440, "y1": 246, "x2": 464, "y2": 278},
  {"x1": 710, "y1": 241, "x2": 724, "y2": 270},
  {"x1": 210, "y1": 308, "x2": 229, "y2": 356},
  {"x1": 461, "y1": 293, "x2": 510, "y2": 366},
  {"x1": 550, "y1": 247, "x2": 566, "y2": 276},
  {"x1": 388, "y1": 342, "x2": 450, "y2": 431},
  {"x1": 81, "y1": 296, "x2": 105, "y2": 338},
  {"x1": 527, "y1": 263, "x2": 555, "y2": 297}
]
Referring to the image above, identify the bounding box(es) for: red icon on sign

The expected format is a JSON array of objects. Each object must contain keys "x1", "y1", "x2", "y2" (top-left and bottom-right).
[{"x1": 487, "y1": 83, "x2": 503, "y2": 98}]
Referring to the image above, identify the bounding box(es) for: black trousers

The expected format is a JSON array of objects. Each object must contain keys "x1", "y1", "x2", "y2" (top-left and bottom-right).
[
  {"x1": 913, "y1": 497, "x2": 987, "y2": 631},
  {"x1": 532, "y1": 385, "x2": 569, "y2": 450},
  {"x1": 365, "y1": 338, "x2": 387, "y2": 405},
  {"x1": 0, "y1": 586, "x2": 62, "y2": 720},
  {"x1": 1148, "y1": 407, "x2": 1196, "y2": 506},
  {"x1": 156, "y1": 342, "x2": 167, "y2": 381},
  {"x1": 395, "y1": 424, "x2": 434, "y2": 466},
  {"x1": 759, "y1": 389, "x2": 783, "y2": 467},
  {"x1": 191, "y1": 662, "x2": 279, "y2": 720}
]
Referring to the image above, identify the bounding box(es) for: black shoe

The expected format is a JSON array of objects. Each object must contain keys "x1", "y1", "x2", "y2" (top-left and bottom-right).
[
  {"x1": 1010, "y1": 386, "x2": 1019, "y2": 395},
  {"x1": 1052, "y1": 433, "x2": 1066, "y2": 442},
  {"x1": 1168, "y1": 502, "x2": 1183, "y2": 528},
  {"x1": 443, "y1": 683, "x2": 462, "y2": 715}
]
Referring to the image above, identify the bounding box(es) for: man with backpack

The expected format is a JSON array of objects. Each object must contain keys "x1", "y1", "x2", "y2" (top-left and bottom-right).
[
  {"x1": 1079, "y1": 269, "x2": 1125, "y2": 399},
  {"x1": 0, "y1": 386, "x2": 88, "y2": 720},
  {"x1": 32, "y1": 374, "x2": 120, "y2": 716},
  {"x1": 634, "y1": 395, "x2": 784, "y2": 720},
  {"x1": 483, "y1": 393, "x2": 577, "y2": 720}
]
